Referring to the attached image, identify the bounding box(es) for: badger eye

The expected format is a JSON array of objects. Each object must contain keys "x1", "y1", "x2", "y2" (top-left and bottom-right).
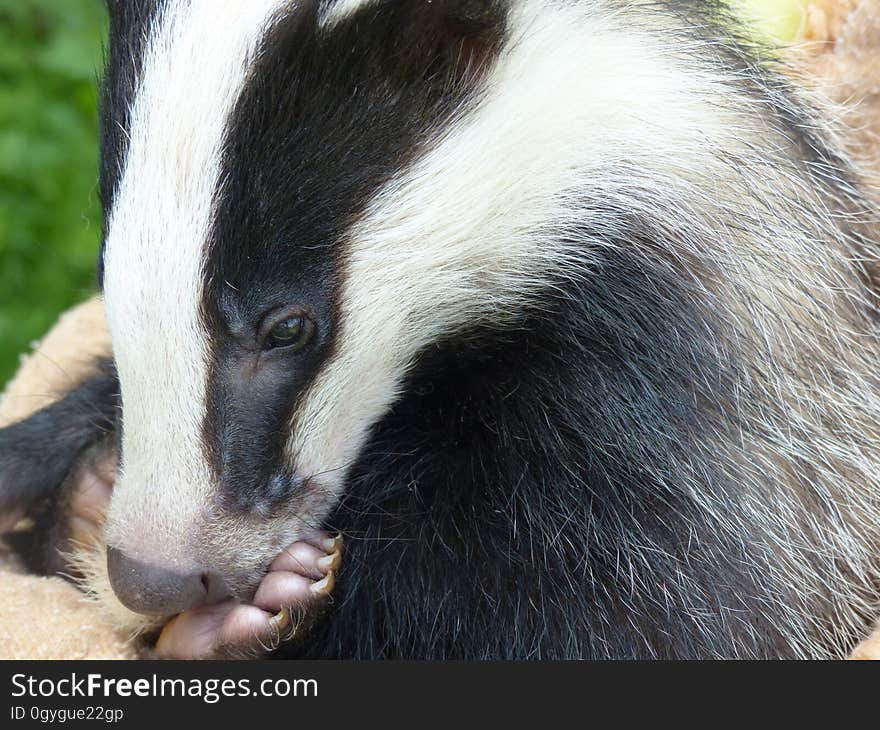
[{"x1": 264, "y1": 315, "x2": 314, "y2": 351}]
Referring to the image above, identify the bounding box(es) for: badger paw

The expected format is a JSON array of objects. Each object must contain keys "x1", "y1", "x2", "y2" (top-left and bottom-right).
[
  {"x1": 152, "y1": 534, "x2": 342, "y2": 659},
  {"x1": 64, "y1": 450, "x2": 117, "y2": 553},
  {"x1": 2, "y1": 445, "x2": 118, "y2": 577}
]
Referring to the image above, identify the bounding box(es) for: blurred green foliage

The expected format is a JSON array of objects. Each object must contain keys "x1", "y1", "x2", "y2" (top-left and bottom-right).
[
  {"x1": 735, "y1": 0, "x2": 807, "y2": 42},
  {"x1": 0, "y1": 0, "x2": 107, "y2": 386}
]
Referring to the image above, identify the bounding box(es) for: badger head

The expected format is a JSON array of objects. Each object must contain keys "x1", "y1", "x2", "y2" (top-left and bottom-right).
[
  {"x1": 95, "y1": 0, "x2": 786, "y2": 624},
  {"x1": 96, "y1": 0, "x2": 518, "y2": 619}
]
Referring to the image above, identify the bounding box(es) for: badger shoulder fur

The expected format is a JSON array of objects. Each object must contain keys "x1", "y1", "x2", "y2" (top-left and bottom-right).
[{"x1": 2, "y1": 0, "x2": 880, "y2": 659}]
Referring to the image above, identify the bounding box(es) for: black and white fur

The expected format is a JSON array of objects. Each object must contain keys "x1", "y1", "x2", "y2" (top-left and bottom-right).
[{"x1": 3, "y1": 0, "x2": 880, "y2": 658}]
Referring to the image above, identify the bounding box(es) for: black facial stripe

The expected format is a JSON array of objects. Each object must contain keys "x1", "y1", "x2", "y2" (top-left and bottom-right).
[
  {"x1": 97, "y1": 0, "x2": 170, "y2": 287},
  {"x1": 200, "y1": 0, "x2": 506, "y2": 513}
]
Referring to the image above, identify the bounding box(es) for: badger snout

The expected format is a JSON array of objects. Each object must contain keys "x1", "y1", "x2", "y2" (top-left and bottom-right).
[{"x1": 106, "y1": 545, "x2": 229, "y2": 616}]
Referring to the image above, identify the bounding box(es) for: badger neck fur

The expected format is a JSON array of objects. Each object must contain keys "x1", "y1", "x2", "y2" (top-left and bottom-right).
[{"x1": 77, "y1": 0, "x2": 880, "y2": 657}]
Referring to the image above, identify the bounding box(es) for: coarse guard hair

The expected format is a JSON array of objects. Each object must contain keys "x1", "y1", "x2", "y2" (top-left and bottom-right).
[{"x1": 6, "y1": 0, "x2": 880, "y2": 658}]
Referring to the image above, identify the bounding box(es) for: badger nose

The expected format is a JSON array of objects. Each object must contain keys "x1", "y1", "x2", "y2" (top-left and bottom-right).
[{"x1": 106, "y1": 546, "x2": 227, "y2": 616}]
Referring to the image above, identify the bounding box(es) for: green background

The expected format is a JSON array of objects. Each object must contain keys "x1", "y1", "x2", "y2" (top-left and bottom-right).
[
  {"x1": 0, "y1": 0, "x2": 107, "y2": 386},
  {"x1": 0, "y1": 0, "x2": 806, "y2": 387}
]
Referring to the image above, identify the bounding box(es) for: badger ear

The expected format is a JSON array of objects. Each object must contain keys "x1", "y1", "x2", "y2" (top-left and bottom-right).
[{"x1": 390, "y1": 0, "x2": 506, "y2": 85}]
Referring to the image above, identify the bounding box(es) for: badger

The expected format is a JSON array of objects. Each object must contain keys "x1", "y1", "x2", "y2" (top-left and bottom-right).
[{"x1": 1, "y1": 0, "x2": 880, "y2": 659}]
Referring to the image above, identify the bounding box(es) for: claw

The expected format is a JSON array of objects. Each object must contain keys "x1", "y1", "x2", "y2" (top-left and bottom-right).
[
  {"x1": 318, "y1": 549, "x2": 341, "y2": 573},
  {"x1": 270, "y1": 607, "x2": 291, "y2": 633},
  {"x1": 310, "y1": 569, "x2": 335, "y2": 597},
  {"x1": 320, "y1": 533, "x2": 344, "y2": 553}
]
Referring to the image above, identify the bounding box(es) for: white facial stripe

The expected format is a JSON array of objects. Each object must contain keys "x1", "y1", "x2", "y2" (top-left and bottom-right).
[
  {"x1": 102, "y1": 0, "x2": 291, "y2": 566},
  {"x1": 288, "y1": 0, "x2": 781, "y2": 490}
]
